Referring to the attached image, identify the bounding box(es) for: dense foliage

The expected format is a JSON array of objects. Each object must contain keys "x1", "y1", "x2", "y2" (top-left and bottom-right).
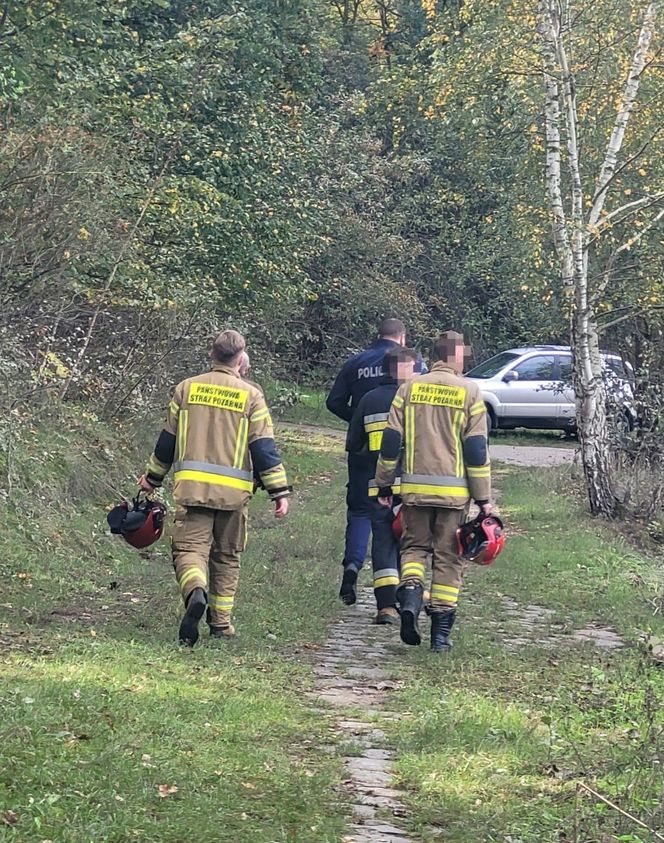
[{"x1": 0, "y1": 0, "x2": 661, "y2": 407}]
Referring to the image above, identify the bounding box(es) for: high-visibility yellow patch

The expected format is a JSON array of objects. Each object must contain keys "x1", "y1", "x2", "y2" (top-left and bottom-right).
[
  {"x1": 175, "y1": 470, "x2": 253, "y2": 492},
  {"x1": 209, "y1": 594, "x2": 234, "y2": 608},
  {"x1": 188, "y1": 383, "x2": 248, "y2": 412},
  {"x1": 401, "y1": 483, "x2": 469, "y2": 497},
  {"x1": 233, "y1": 417, "x2": 249, "y2": 469},
  {"x1": 250, "y1": 407, "x2": 272, "y2": 424},
  {"x1": 410, "y1": 382, "x2": 466, "y2": 409},
  {"x1": 368, "y1": 430, "x2": 383, "y2": 451},
  {"x1": 179, "y1": 567, "x2": 206, "y2": 592},
  {"x1": 467, "y1": 465, "x2": 491, "y2": 477},
  {"x1": 374, "y1": 575, "x2": 400, "y2": 588},
  {"x1": 378, "y1": 457, "x2": 398, "y2": 469},
  {"x1": 431, "y1": 584, "x2": 459, "y2": 596},
  {"x1": 178, "y1": 409, "x2": 189, "y2": 461},
  {"x1": 401, "y1": 562, "x2": 426, "y2": 578},
  {"x1": 469, "y1": 400, "x2": 486, "y2": 416}
]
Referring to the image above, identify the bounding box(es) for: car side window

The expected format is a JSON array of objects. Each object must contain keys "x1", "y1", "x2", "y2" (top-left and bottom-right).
[
  {"x1": 513, "y1": 355, "x2": 555, "y2": 381},
  {"x1": 557, "y1": 357, "x2": 573, "y2": 381}
]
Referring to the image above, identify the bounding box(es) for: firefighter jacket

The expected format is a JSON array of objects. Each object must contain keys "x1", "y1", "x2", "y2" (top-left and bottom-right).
[
  {"x1": 347, "y1": 378, "x2": 401, "y2": 498},
  {"x1": 145, "y1": 363, "x2": 289, "y2": 510},
  {"x1": 374, "y1": 362, "x2": 490, "y2": 509}
]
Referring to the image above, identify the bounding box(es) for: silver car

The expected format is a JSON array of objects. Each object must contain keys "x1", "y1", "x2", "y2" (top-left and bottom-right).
[{"x1": 466, "y1": 345, "x2": 634, "y2": 433}]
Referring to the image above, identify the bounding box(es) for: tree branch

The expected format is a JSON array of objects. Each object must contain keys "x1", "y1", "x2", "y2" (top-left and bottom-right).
[
  {"x1": 588, "y1": 3, "x2": 657, "y2": 226},
  {"x1": 538, "y1": 2, "x2": 574, "y2": 287},
  {"x1": 602, "y1": 191, "x2": 664, "y2": 226}
]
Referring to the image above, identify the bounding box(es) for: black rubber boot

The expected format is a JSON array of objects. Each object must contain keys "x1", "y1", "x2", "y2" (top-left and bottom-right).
[
  {"x1": 178, "y1": 587, "x2": 207, "y2": 647},
  {"x1": 430, "y1": 609, "x2": 456, "y2": 653},
  {"x1": 339, "y1": 568, "x2": 358, "y2": 606},
  {"x1": 398, "y1": 584, "x2": 423, "y2": 646}
]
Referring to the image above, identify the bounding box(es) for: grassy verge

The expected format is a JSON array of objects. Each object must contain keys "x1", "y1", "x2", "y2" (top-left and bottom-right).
[
  {"x1": 0, "y1": 412, "x2": 348, "y2": 842},
  {"x1": 388, "y1": 465, "x2": 664, "y2": 842},
  {"x1": 489, "y1": 428, "x2": 577, "y2": 448}
]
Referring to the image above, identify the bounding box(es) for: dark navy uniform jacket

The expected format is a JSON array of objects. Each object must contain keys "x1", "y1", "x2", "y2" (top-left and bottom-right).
[
  {"x1": 347, "y1": 377, "x2": 404, "y2": 498},
  {"x1": 347, "y1": 379, "x2": 399, "y2": 470},
  {"x1": 326, "y1": 338, "x2": 401, "y2": 424}
]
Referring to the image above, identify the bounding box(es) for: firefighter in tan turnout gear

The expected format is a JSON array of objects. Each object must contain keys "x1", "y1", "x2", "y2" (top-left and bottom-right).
[
  {"x1": 139, "y1": 330, "x2": 290, "y2": 646},
  {"x1": 374, "y1": 331, "x2": 492, "y2": 653}
]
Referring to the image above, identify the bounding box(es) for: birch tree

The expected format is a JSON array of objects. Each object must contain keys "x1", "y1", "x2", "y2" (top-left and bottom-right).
[{"x1": 538, "y1": 1, "x2": 661, "y2": 516}]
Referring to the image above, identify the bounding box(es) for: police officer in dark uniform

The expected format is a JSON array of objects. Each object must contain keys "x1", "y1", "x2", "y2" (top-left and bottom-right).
[
  {"x1": 326, "y1": 318, "x2": 410, "y2": 605},
  {"x1": 347, "y1": 346, "x2": 418, "y2": 623}
]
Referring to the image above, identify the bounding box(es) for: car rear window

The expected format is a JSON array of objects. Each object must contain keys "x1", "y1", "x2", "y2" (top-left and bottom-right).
[
  {"x1": 604, "y1": 356, "x2": 630, "y2": 379},
  {"x1": 466, "y1": 352, "x2": 521, "y2": 378}
]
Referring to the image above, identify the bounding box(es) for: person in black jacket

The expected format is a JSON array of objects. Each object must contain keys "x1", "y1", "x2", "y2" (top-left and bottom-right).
[
  {"x1": 347, "y1": 346, "x2": 418, "y2": 623},
  {"x1": 326, "y1": 319, "x2": 407, "y2": 604}
]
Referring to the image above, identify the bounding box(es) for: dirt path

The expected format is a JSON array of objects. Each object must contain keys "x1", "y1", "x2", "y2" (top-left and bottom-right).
[
  {"x1": 278, "y1": 422, "x2": 575, "y2": 468},
  {"x1": 292, "y1": 420, "x2": 579, "y2": 839},
  {"x1": 311, "y1": 587, "x2": 414, "y2": 843}
]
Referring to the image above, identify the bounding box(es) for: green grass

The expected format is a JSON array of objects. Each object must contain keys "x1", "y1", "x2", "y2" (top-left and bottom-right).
[
  {"x1": 0, "y1": 412, "x2": 349, "y2": 842},
  {"x1": 385, "y1": 465, "x2": 664, "y2": 842},
  {"x1": 3, "y1": 410, "x2": 663, "y2": 842},
  {"x1": 489, "y1": 427, "x2": 577, "y2": 448}
]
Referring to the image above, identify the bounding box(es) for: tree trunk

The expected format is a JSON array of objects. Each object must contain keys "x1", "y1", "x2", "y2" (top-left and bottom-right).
[
  {"x1": 538, "y1": 0, "x2": 655, "y2": 516},
  {"x1": 572, "y1": 307, "x2": 615, "y2": 515}
]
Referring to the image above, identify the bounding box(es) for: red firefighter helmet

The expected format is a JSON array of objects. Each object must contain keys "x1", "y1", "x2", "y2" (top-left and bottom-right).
[
  {"x1": 392, "y1": 504, "x2": 403, "y2": 541},
  {"x1": 107, "y1": 494, "x2": 167, "y2": 549},
  {"x1": 456, "y1": 514, "x2": 505, "y2": 566}
]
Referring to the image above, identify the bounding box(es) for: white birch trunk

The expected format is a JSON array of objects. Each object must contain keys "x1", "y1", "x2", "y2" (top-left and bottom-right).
[{"x1": 537, "y1": 1, "x2": 658, "y2": 515}]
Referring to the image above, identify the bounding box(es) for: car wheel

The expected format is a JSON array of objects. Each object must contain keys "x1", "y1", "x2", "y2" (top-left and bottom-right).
[{"x1": 486, "y1": 405, "x2": 498, "y2": 434}]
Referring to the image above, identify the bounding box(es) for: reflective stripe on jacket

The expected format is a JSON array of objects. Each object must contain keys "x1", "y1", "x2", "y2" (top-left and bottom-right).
[
  {"x1": 374, "y1": 362, "x2": 490, "y2": 508},
  {"x1": 145, "y1": 363, "x2": 288, "y2": 509}
]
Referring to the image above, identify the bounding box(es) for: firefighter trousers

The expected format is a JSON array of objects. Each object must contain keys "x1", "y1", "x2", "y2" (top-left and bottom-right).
[
  {"x1": 400, "y1": 504, "x2": 468, "y2": 611},
  {"x1": 370, "y1": 500, "x2": 400, "y2": 609},
  {"x1": 172, "y1": 505, "x2": 247, "y2": 629}
]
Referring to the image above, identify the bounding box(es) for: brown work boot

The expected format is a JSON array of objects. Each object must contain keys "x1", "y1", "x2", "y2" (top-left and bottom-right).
[
  {"x1": 210, "y1": 624, "x2": 236, "y2": 640},
  {"x1": 374, "y1": 607, "x2": 399, "y2": 625}
]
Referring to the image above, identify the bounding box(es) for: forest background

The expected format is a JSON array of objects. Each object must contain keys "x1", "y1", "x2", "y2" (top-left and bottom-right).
[{"x1": 0, "y1": 0, "x2": 662, "y2": 510}]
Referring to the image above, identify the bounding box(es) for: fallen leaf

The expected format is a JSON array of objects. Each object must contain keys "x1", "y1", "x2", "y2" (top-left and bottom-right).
[
  {"x1": 157, "y1": 784, "x2": 179, "y2": 798},
  {"x1": 2, "y1": 811, "x2": 19, "y2": 827},
  {"x1": 242, "y1": 782, "x2": 256, "y2": 790}
]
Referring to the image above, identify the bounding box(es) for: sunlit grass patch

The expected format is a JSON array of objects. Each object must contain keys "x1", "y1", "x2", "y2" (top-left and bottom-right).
[
  {"x1": 0, "y1": 412, "x2": 348, "y2": 842},
  {"x1": 388, "y1": 466, "x2": 664, "y2": 842}
]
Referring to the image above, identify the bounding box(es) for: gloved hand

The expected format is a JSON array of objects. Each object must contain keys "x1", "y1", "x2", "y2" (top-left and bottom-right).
[{"x1": 138, "y1": 474, "x2": 157, "y2": 492}]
